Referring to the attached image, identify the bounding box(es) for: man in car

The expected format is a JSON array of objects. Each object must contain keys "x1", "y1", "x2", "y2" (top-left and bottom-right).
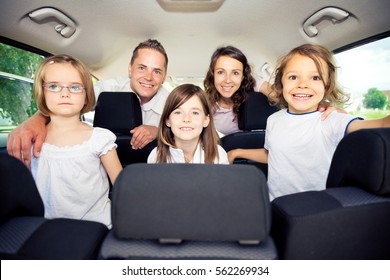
[{"x1": 7, "y1": 39, "x2": 170, "y2": 165}]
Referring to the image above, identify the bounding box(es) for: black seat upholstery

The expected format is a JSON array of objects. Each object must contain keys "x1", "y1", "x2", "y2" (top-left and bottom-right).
[
  {"x1": 99, "y1": 163, "x2": 277, "y2": 259},
  {"x1": 93, "y1": 91, "x2": 157, "y2": 166},
  {"x1": 271, "y1": 128, "x2": 390, "y2": 259},
  {"x1": 220, "y1": 92, "x2": 279, "y2": 176},
  {"x1": 0, "y1": 154, "x2": 108, "y2": 259}
]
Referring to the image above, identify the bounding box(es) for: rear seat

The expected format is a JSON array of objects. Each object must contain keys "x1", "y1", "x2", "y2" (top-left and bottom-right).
[
  {"x1": 220, "y1": 91, "x2": 279, "y2": 177},
  {"x1": 271, "y1": 128, "x2": 390, "y2": 259},
  {"x1": 0, "y1": 154, "x2": 108, "y2": 259},
  {"x1": 93, "y1": 91, "x2": 157, "y2": 166}
]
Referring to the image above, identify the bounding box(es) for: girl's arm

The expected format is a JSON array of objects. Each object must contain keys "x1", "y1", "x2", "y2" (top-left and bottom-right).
[
  {"x1": 347, "y1": 115, "x2": 390, "y2": 134},
  {"x1": 227, "y1": 148, "x2": 268, "y2": 164},
  {"x1": 101, "y1": 148, "x2": 123, "y2": 185}
]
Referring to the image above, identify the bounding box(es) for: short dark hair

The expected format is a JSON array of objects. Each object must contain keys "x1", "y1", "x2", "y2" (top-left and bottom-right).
[{"x1": 130, "y1": 39, "x2": 168, "y2": 71}]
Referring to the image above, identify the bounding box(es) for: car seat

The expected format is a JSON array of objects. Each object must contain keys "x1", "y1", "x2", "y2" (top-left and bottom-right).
[
  {"x1": 270, "y1": 128, "x2": 390, "y2": 259},
  {"x1": 93, "y1": 91, "x2": 157, "y2": 166},
  {"x1": 220, "y1": 92, "x2": 279, "y2": 176},
  {"x1": 99, "y1": 163, "x2": 277, "y2": 259},
  {"x1": 0, "y1": 154, "x2": 108, "y2": 259}
]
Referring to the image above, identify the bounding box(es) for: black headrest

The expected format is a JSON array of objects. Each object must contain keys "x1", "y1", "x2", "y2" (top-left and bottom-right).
[
  {"x1": 0, "y1": 154, "x2": 44, "y2": 223},
  {"x1": 111, "y1": 163, "x2": 271, "y2": 244},
  {"x1": 93, "y1": 92, "x2": 142, "y2": 134},
  {"x1": 326, "y1": 128, "x2": 390, "y2": 195},
  {"x1": 238, "y1": 92, "x2": 279, "y2": 131}
]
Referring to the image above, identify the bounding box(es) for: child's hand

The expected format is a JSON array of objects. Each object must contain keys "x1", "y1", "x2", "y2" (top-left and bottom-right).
[{"x1": 227, "y1": 149, "x2": 240, "y2": 164}]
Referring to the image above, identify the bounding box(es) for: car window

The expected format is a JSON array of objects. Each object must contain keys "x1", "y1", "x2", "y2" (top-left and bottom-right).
[
  {"x1": 334, "y1": 36, "x2": 390, "y2": 119},
  {"x1": 0, "y1": 42, "x2": 46, "y2": 148}
]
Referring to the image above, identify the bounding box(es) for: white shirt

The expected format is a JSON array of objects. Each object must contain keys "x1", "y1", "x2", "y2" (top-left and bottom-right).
[
  {"x1": 31, "y1": 127, "x2": 117, "y2": 228},
  {"x1": 147, "y1": 143, "x2": 229, "y2": 164},
  {"x1": 264, "y1": 109, "x2": 362, "y2": 200},
  {"x1": 94, "y1": 76, "x2": 170, "y2": 127}
]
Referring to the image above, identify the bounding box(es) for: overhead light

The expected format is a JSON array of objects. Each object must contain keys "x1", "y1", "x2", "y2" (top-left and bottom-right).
[{"x1": 156, "y1": 0, "x2": 225, "y2": 12}]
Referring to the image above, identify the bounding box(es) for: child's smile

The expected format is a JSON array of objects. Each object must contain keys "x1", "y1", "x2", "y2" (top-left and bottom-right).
[{"x1": 282, "y1": 54, "x2": 327, "y2": 114}]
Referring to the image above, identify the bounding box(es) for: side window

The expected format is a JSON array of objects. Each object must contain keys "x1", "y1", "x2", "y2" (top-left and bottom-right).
[
  {"x1": 334, "y1": 37, "x2": 390, "y2": 119},
  {"x1": 0, "y1": 42, "x2": 46, "y2": 148}
]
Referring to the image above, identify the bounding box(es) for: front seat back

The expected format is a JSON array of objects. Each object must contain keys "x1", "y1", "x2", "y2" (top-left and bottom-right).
[
  {"x1": 93, "y1": 91, "x2": 157, "y2": 166},
  {"x1": 99, "y1": 163, "x2": 277, "y2": 259},
  {"x1": 220, "y1": 92, "x2": 279, "y2": 176},
  {"x1": 271, "y1": 128, "x2": 390, "y2": 259},
  {"x1": 0, "y1": 154, "x2": 108, "y2": 259}
]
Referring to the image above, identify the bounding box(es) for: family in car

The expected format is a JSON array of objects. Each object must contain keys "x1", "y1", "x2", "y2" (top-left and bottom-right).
[{"x1": 6, "y1": 39, "x2": 390, "y2": 225}]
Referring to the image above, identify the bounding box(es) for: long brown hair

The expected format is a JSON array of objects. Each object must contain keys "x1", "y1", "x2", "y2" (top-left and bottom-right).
[
  {"x1": 156, "y1": 84, "x2": 220, "y2": 163},
  {"x1": 204, "y1": 46, "x2": 256, "y2": 119}
]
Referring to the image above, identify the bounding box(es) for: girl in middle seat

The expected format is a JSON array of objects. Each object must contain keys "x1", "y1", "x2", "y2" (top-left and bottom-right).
[{"x1": 147, "y1": 83, "x2": 229, "y2": 164}]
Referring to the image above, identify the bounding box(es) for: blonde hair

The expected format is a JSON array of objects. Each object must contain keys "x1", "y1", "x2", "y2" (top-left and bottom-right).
[
  {"x1": 271, "y1": 44, "x2": 349, "y2": 108},
  {"x1": 34, "y1": 54, "x2": 95, "y2": 116},
  {"x1": 156, "y1": 84, "x2": 220, "y2": 163}
]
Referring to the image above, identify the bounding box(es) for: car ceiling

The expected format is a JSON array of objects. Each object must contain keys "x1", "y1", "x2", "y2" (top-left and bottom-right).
[{"x1": 1, "y1": 0, "x2": 390, "y2": 83}]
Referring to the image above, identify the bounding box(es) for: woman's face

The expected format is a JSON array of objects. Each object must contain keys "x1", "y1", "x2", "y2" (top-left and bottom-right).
[{"x1": 213, "y1": 56, "x2": 244, "y2": 101}]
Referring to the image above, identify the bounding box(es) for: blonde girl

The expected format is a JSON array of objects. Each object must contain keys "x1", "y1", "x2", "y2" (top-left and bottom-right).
[{"x1": 31, "y1": 54, "x2": 122, "y2": 228}]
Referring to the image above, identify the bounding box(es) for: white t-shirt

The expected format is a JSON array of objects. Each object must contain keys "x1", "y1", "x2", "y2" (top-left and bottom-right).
[
  {"x1": 31, "y1": 127, "x2": 117, "y2": 228},
  {"x1": 94, "y1": 76, "x2": 170, "y2": 127},
  {"x1": 264, "y1": 109, "x2": 362, "y2": 200},
  {"x1": 147, "y1": 143, "x2": 229, "y2": 164}
]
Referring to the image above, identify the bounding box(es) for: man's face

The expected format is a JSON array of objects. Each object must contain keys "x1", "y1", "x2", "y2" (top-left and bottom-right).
[{"x1": 128, "y1": 48, "x2": 167, "y2": 105}]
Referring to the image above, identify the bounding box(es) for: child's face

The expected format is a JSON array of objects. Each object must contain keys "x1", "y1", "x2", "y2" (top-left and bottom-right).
[
  {"x1": 282, "y1": 54, "x2": 327, "y2": 114},
  {"x1": 43, "y1": 62, "x2": 86, "y2": 117},
  {"x1": 213, "y1": 56, "x2": 244, "y2": 101},
  {"x1": 166, "y1": 95, "x2": 210, "y2": 146}
]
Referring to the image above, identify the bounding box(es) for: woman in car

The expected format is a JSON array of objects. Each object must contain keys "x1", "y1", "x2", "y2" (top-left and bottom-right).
[
  {"x1": 147, "y1": 83, "x2": 228, "y2": 164},
  {"x1": 30, "y1": 54, "x2": 122, "y2": 228},
  {"x1": 204, "y1": 45, "x2": 273, "y2": 136}
]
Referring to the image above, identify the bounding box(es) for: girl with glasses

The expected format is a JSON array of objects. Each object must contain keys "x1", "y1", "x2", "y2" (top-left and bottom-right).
[{"x1": 30, "y1": 54, "x2": 122, "y2": 228}]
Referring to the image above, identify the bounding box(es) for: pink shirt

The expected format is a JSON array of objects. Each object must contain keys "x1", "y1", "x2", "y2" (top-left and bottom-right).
[{"x1": 213, "y1": 103, "x2": 241, "y2": 136}]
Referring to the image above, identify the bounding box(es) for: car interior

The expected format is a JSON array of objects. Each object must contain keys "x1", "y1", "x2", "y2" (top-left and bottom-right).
[{"x1": 1, "y1": 0, "x2": 390, "y2": 261}]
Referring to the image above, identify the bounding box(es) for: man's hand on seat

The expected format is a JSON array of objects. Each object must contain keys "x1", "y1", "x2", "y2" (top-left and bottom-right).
[
  {"x1": 7, "y1": 112, "x2": 48, "y2": 166},
  {"x1": 130, "y1": 125, "x2": 158, "y2": 150}
]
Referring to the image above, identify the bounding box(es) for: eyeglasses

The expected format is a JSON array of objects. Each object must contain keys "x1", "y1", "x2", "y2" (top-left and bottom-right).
[{"x1": 43, "y1": 83, "x2": 85, "y2": 94}]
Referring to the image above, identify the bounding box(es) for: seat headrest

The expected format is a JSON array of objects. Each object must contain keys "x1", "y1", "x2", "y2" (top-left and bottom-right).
[
  {"x1": 93, "y1": 92, "x2": 142, "y2": 134},
  {"x1": 111, "y1": 163, "x2": 271, "y2": 244},
  {"x1": 0, "y1": 154, "x2": 44, "y2": 223},
  {"x1": 326, "y1": 128, "x2": 390, "y2": 195},
  {"x1": 238, "y1": 92, "x2": 279, "y2": 130}
]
